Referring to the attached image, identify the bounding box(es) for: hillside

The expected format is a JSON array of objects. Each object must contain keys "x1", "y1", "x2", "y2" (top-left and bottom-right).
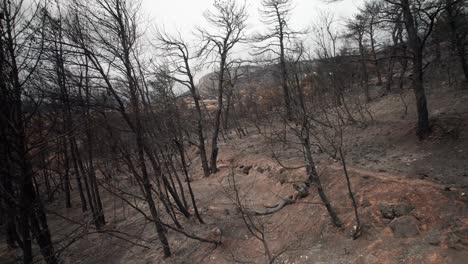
[{"x1": 1, "y1": 86, "x2": 465, "y2": 264}]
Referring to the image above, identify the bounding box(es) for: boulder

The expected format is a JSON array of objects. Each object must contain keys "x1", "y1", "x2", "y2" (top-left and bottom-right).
[
  {"x1": 379, "y1": 203, "x2": 395, "y2": 219},
  {"x1": 425, "y1": 231, "x2": 441, "y2": 246},
  {"x1": 390, "y1": 215, "x2": 420, "y2": 238},
  {"x1": 379, "y1": 202, "x2": 414, "y2": 219},
  {"x1": 393, "y1": 202, "x2": 414, "y2": 217}
]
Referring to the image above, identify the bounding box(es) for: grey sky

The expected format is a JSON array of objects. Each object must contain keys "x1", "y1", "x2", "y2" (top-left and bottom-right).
[
  {"x1": 141, "y1": 0, "x2": 365, "y2": 83},
  {"x1": 142, "y1": 0, "x2": 364, "y2": 36}
]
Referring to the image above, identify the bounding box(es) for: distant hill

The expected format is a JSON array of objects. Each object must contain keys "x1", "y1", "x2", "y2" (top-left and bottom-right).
[
  {"x1": 196, "y1": 61, "x2": 320, "y2": 99},
  {"x1": 196, "y1": 64, "x2": 281, "y2": 99}
]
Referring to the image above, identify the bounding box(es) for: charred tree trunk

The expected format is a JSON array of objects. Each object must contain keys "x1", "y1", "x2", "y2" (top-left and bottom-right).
[
  {"x1": 293, "y1": 67, "x2": 342, "y2": 228},
  {"x1": 115, "y1": 0, "x2": 171, "y2": 255},
  {"x1": 83, "y1": 67, "x2": 105, "y2": 227},
  {"x1": 223, "y1": 88, "x2": 233, "y2": 131},
  {"x1": 62, "y1": 140, "x2": 72, "y2": 208},
  {"x1": 401, "y1": 0, "x2": 431, "y2": 139},
  {"x1": 276, "y1": 6, "x2": 292, "y2": 120},
  {"x1": 184, "y1": 57, "x2": 210, "y2": 176},
  {"x1": 369, "y1": 21, "x2": 382, "y2": 85},
  {"x1": 446, "y1": 0, "x2": 468, "y2": 83},
  {"x1": 1, "y1": 7, "x2": 59, "y2": 262},
  {"x1": 174, "y1": 140, "x2": 204, "y2": 224},
  {"x1": 209, "y1": 55, "x2": 226, "y2": 174},
  {"x1": 358, "y1": 36, "x2": 371, "y2": 103}
]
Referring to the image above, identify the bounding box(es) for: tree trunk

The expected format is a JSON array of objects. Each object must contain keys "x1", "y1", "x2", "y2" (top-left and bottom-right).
[
  {"x1": 369, "y1": 22, "x2": 382, "y2": 85},
  {"x1": 401, "y1": 0, "x2": 431, "y2": 139},
  {"x1": 184, "y1": 55, "x2": 210, "y2": 176},
  {"x1": 294, "y1": 69, "x2": 342, "y2": 228},
  {"x1": 303, "y1": 130, "x2": 342, "y2": 227},
  {"x1": 223, "y1": 89, "x2": 233, "y2": 130},
  {"x1": 446, "y1": 0, "x2": 468, "y2": 83},
  {"x1": 62, "y1": 139, "x2": 72, "y2": 208},
  {"x1": 277, "y1": 8, "x2": 292, "y2": 120},
  {"x1": 412, "y1": 51, "x2": 431, "y2": 139},
  {"x1": 174, "y1": 140, "x2": 204, "y2": 224},
  {"x1": 2, "y1": 10, "x2": 58, "y2": 261},
  {"x1": 84, "y1": 79, "x2": 105, "y2": 226},
  {"x1": 209, "y1": 56, "x2": 226, "y2": 174},
  {"x1": 194, "y1": 98, "x2": 210, "y2": 177},
  {"x1": 358, "y1": 36, "x2": 370, "y2": 103}
]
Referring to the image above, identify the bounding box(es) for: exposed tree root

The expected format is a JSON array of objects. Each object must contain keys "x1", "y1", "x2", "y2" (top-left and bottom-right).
[{"x1": 245, "y1": 183, "x2": 310, "y2": 216}]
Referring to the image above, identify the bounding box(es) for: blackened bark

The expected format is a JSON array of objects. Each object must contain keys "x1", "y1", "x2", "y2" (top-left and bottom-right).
[
  {"x1": 358, "y1": 36, "x2": 371, "y2": 102},
  {"x1": 1, "y1": 7, "x2": 58, "y2": 262},
  {"x1": 210, "y1": 55, "x2": 226, "y2": 174},
  {"x1": 115, "y1": 0, "x2": 171, "y2": 255},
  {"x1": 446, "y1": 0, "x2": 468, "y2": 83},
  {"x1": 62, "y1": 139, "x2": 71, "y2": 208},
  {"x1": 182, "y1": 57, "x2": 210, "y2": 177},
  {"x1": 294, "y1": 69, "x2": 342, "y2": 228},
  {"x1": 276, "y1": 5, "x2": 292, "y2": 120},
  {"x1": 401, "y1": 0, "x2": 431, "y2": 139},
  {"x1": 369, "y1": 20, "x2": 382, "y2": 85},
  {"x1": 174, "y1": 140, "x2": 204, "y2": 224}
]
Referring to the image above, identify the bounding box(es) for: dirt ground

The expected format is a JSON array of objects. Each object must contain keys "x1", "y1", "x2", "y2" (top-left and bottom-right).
[
  {"x1": 1, "y1": 87, "x2": 468, "y2": 264},
  {"x1": 337, "y1": 87, "x2": 468, "y2": 189}
]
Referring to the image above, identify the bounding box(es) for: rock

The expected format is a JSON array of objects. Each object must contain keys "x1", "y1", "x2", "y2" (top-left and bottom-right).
[
  {"x1": 379, "y1": 203, "x2": 395, "y2": 219},
  {"x1": 447, "y1": 232, "x2": 464, "y2": 250},
  {"x1": 293, "y1": 183, "x2": 309, "y2": 198},
  {"x1": 393, "y1": 202, "x2": 414, "y2": 217},
  {"x1": 278, "y1": 173, "x2": 287, "y2": 184},
  {"x1": 444, "y1": 186, "x2": 457, "y2": 192},
  {"x1": 354, "y1": 254, "x2": 379, "y2": 264},
  {"x1": 390, "y1": 216, "x2": 420, "y2": 238},
  {"x1": 418, "y1": 173, "x2": 428, "y2": 179},
  {"x1": 426, "y1": 231, "x2": 441, "y2": 246},
  {"x1": 242, "y1": 165, "x2": 252, "y2": 174},
  {"x1": 453, "y1": 228, "x2": 468, "y2": 246},
  {"x1": 256, "y1": 166, "x2": 265, "y2": 173},
  {"x1": 211, "y1": 227, "x2": 222, "y2": 236},
  {"x1": 379, "y1": 202, "x2": 414, "y2": 219}
]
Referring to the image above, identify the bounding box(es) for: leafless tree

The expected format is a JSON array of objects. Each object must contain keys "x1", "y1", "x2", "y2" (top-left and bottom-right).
[
  {"x1": 346, "y1": 14, "x2": 371, "y2": 102},
  {"x1": 0, "y1": 0, "x2": 60, "y2": 263},
  {"x1": 385, "y1": 0, "x2": 443, "y2": 139},
  {"x1": 444, "y1": 0, "x2": 468, "y2": 82},
  {"x1": 254, "y1": 0, "x2": 303, "y2": 120},
  {"x1": 362, "y1": 1, "x2": 383, "y2": 85},
  {"x1": 198, "y1": 0, "x2": 248, "y2": 174},
  {"x1": 156, "y1": 30, "x2": 211, "y2": 177},
  {"x1": 65, "y1": 0, "x2": 172, "y2": 257}
]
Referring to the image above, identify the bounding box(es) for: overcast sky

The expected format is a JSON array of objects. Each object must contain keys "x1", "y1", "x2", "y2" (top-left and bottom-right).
[
  {"x1": 142, "y1": 0, "x2": 364, "y2": 36},
  {"x1": 140, "y1": 0, "x2": 365, "y2": 83}
]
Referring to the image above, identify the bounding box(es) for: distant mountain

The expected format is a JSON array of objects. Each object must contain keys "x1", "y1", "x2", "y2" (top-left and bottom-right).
[
  {"x1": 196, "y1": 64, "x2": 282, "y2": 99},
  {"x1": 196, "y1": 61, "x2": 320, "y2": 99}
]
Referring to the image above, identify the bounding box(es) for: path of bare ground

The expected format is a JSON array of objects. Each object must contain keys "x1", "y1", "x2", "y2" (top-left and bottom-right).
[{"x1": 1, "y1": 87, "x2": 467, "y2": 263}]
